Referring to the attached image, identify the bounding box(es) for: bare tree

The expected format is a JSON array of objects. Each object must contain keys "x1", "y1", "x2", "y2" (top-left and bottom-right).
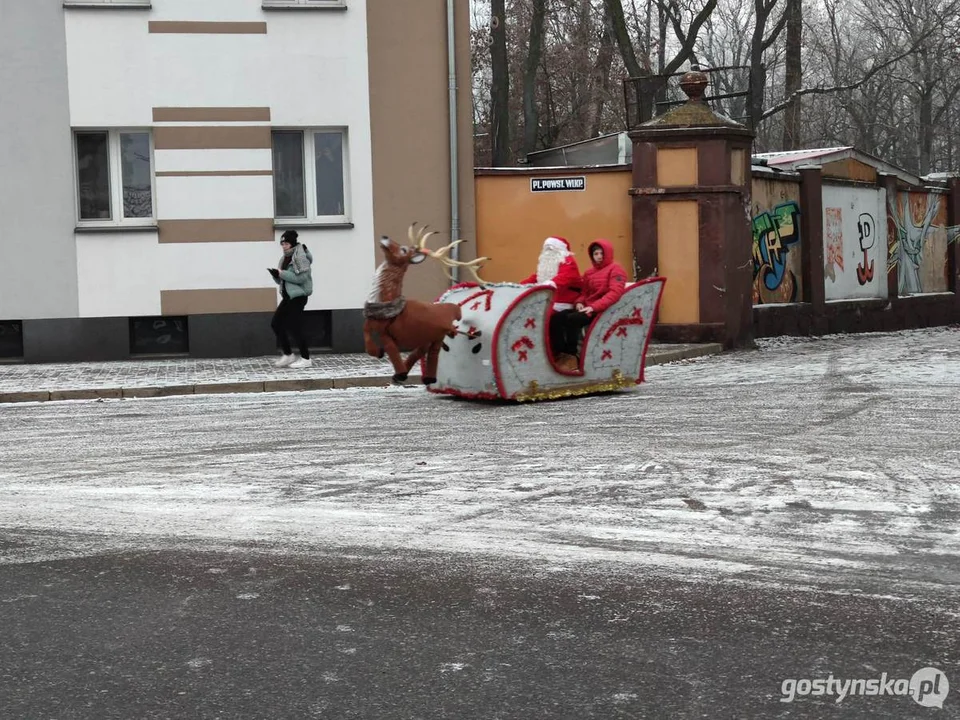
[
  {"x1": 863, "y1": 0, "x2": 960, "y2": 173},
  {"x1": 747, "y1": 0, "x2": 788, "y2": 129},
  {"x1": 606, "y1": 0, "x2": 645, "y2": 76},
  {"x1": 490, "y1": 0, "x2": 511, "y2": 165},
  {"x1": 608, "y1": 0, "x2": 717, "y2": 76},
  {"x1": 788, "y1": 0, "x2": 959, "y2": 172},
  {"x1": 521, "y1": 0, "x2": 548, "y2": 156},
  {"x1": 696, "y1": 0, "x2": 753, "y2": 121},
  {"x1": 587, "y1": 1, "x2": 618, "y2": 136},
  {"x1": 781, "y1": 0, "x2": 802, "y2": 148},
  {"x1": 471, "y1": 0, "x2": 960, "y2": 169}
]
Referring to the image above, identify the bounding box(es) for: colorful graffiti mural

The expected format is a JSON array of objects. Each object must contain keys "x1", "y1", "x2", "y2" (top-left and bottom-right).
[
  {"x1": 888, "y1": 192, "x2": 960, "y2": 295},
  {"x1": 752, "y1": 201, "x2": 801, "y2": 304}
]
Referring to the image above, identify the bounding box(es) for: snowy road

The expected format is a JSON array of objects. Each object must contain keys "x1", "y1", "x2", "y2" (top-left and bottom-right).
[{"x1": 2, "y1": 327, "x2": 958, "y2": 599}]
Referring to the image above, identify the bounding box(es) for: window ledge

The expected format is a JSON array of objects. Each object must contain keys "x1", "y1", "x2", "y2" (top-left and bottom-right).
[
  {"x1": 76, "y1": 224, "x2": 158, "y2": 234},
  {"x1": 262, "y1": 2, "x2": 347, "y2": 10},
  {"x1": 274, "y1": 222, "x2": 355, "y2": 230},
  {"x1": 63, "y1": 2, "x2": 152, "y2": 8}
]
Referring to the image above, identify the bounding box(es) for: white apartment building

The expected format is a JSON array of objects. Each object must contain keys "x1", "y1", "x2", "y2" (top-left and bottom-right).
[{"x1": 0, "y1": 0, "x2": 475, "y2": 361}]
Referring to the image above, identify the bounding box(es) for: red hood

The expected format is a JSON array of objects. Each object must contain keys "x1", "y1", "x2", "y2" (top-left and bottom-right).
[{"x1": 588, "y1": 238, "x2": 615, "y2": 270}]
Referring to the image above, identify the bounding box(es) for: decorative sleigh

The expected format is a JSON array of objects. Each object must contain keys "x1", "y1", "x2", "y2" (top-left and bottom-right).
[{"x1": 426, "y1": 277, "x2": 666, "y2": 402}]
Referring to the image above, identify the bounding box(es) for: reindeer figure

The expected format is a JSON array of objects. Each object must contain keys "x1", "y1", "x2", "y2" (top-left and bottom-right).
[{"x1": 363, "y1": 225, "x2": 467, "y2": 384}]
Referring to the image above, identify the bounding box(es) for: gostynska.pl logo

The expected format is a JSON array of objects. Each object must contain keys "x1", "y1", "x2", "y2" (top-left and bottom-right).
[{"x1": 780, "y1": 667, "x2": 948, "y2": 708}]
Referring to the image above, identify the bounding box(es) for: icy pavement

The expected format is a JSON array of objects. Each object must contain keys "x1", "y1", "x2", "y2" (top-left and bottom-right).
[
  {"x1": 0, "y1": 353, "x2": 401, "y2": 392},
  {"x1": 0, "y1": 326, "x2": 958, "y2": 599},
  {"x1": 0, "y1": 343, "x2": 712, "y2": 394}
]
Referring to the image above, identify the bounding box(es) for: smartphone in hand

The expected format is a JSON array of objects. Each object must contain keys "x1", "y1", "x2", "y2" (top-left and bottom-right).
[{"x1": 267, "y1": 268, "x2": 279, "y2": 277}]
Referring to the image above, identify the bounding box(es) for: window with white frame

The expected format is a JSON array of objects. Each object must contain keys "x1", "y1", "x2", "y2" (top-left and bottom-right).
[
  {"x1": 272, "y1": 130, "x2": 348, "y2": 222},
  {"x1": 63, "y1": 0, "x2": 151, "y2": 7},
  {"x1": 262, "y1": 0, "x2": 346, "y2": 8},
  {"x1": 74, "y1": 130, "x2": 155, "y2": 226}
]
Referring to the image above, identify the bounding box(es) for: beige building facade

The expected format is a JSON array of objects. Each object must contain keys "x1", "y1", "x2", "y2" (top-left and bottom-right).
[{"x1": 0, "y1": 0, "x2": 475, "y2": 362}]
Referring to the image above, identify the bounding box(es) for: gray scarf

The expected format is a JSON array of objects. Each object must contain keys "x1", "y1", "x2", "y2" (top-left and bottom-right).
[
  {"x1": 280, "y1": 244, "x2": 311, "y2": 275},
  {"x1": 363, "y1": 297, "x2": 406, "y2": 320}
]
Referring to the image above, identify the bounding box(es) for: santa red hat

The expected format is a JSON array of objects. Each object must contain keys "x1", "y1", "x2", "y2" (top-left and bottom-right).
[{"x1": 542, "y1": 236, "x2": 570, "y2": 252}]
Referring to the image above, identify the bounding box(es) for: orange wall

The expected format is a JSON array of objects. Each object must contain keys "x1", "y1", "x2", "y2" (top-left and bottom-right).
[{"x1": 474, "y1": 169, "x2": 635, "y2": 283}]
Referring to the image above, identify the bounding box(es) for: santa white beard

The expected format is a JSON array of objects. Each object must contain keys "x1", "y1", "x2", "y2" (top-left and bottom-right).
[{"x1": 536, "y1": 247, "x2": 566, "y2": 283}]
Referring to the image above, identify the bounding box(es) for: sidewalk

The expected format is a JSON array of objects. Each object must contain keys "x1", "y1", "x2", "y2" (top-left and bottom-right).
[{"x1": 0, "y1": 343, "x2": 722, "y2": 403}]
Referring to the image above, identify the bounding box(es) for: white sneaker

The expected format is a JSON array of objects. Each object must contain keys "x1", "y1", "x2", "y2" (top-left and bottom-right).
[
  {"x1": 289, "y1": 357, "x2": 312, "y2": 369},
  {"x1": 274, "y1": 354, "x2": 296, "y2": 368}
]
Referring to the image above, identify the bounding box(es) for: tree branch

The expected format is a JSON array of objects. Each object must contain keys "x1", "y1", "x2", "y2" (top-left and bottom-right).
[
  {"x1": 661, "y1": 0, "x2": 718, "y2": 76},
  {"x1": 605, "y1": 0, "x2": 644, "y2": 77},
  {"x1": 761, "y1": 38, "x2": 928, "y2": 121},
  {"x1": 761, "y1": 6, "x2": 789, "y2": 52}
]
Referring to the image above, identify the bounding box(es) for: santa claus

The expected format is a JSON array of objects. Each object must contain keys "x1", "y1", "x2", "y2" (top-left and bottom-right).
[{"x1": 520, "y1": 236, "x2": 582, "y2": 310}]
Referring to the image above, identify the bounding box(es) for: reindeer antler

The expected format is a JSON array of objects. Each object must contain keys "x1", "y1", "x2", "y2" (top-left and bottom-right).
[
  {"x1": 407, "y1": 223, "x2": 491, "y2": 285},
  {"x1": 435, "y1": 254, "x2": 491, "y2": 284},
  {"x1": 409, "y1": 222, "x2": 438, "y2": 252}
]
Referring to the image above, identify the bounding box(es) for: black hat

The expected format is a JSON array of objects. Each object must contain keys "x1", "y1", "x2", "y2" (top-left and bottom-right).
[{"x1": 281, "y1": 230, "x2": 299, "y2": 245}]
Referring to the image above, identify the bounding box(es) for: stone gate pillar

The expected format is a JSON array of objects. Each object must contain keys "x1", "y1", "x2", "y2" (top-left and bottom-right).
[{"x1": 629, "y1": 71, "x2": 756, "y2": 348}]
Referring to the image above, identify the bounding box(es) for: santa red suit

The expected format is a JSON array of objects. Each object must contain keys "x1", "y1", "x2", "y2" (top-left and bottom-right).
[{"x1": 521, "y1": 236, "x2": 582, "y2": 310}]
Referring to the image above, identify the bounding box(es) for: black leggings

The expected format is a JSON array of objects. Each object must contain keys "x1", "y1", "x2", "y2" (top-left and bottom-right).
[
  {"x1": 271, "y1": 296, "x2": 310, "y2": 358},
  {"x1": 549, "y1": 310, "x2": 594, "y2": 356}
]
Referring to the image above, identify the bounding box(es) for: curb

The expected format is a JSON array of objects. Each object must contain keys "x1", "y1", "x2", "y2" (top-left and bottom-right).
[
  {"x1": 646, "y1": 343, "x2": 723, "y2": 366},
  {"x1": 0, "y1": 345, "x2": 721, "y2": 405}
]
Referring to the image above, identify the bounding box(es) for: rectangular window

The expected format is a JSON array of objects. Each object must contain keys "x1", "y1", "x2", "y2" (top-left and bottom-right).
[
  {"x1": 262, "y1": 0, "x2": 346, "y2": 8},
  {"x1": 129, "y1": 316, "x2": 189, "y2": 355},
  {"x1": 314, "y1": 132, "x2": 344, "y2": 216},
  {"x1": 272, "y1": 131, "x2": 306, "y2": 218},
  {"x1": 271, "y1": 129, "x2": 348, "y2": 223},
  {"x1": 63, "y1": 0, "x2": 151, "y2": 6},
  {"x1": 0, "y1": 321, "x2": 24, "y2": 359},
  {"x1": 302, "y1": 310, "x2": 333, "y2": 350},
  {"x1": 74, "y1": 130, "x2": 155, "y2": 227},
  {"x1": 76, "y1": 133, "x2": 111, "y2": 220}
]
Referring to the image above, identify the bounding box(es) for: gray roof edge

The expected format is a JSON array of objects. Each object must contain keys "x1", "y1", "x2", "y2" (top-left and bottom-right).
[
  {"x1": 757, "y1": 146, "x2": 924, "y2": 186},
  {"x1": 525, "y1": 131, "x2": 627, "y2": 158}
]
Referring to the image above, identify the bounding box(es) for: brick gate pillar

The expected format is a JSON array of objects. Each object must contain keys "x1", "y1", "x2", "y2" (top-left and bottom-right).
[{"x1": 629, "y1": 71, "x2": 756, "y2": 348}]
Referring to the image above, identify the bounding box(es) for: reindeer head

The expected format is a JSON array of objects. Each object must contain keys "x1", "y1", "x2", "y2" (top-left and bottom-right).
[{"x1": 378, "y1": 234, "x2": 428, "y2": 268}]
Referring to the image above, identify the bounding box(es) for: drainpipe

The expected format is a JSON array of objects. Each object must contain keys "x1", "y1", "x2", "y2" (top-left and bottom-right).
[{"x1": 446, "y1": 0, "x2": 460, "y2": 282}]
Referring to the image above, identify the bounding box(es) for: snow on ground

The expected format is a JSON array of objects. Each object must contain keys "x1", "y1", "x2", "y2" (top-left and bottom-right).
[{"x1": 1, "y1": 327, "x2": 958, "y2": 597}]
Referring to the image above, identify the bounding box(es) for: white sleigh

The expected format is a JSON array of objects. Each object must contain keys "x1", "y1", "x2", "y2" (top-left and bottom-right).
[{"x1": 426, "y1": 277, "x2": 666, "y2": 402}]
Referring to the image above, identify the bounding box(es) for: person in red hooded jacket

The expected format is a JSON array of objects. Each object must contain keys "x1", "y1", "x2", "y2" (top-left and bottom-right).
[{"x1": 551, "y1": 238, "x2": 627, "y2": 371}]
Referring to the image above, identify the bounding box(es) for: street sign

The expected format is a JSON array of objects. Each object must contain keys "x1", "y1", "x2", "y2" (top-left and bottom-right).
[{"x1": 530, "y1": 176, "x2": 586, "y2": 192}]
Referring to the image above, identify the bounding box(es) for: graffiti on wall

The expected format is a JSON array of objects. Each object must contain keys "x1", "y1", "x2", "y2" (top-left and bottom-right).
[
  {"x1": 824, "y1": 207, "x2": 844, "y2": 281},
  {"x1": 826, "y1": 208, "x2": 878, "y2": 285},
  {"x1": 752, "y1": 201, "x2": 801, "y2": 304},
  {"x1": 821, "y1": 186, "x2": 887, "y2": 300},
  {"x1": 856, "y1": 213, "x2": 876, "y2": 285},
  {"x1": 888, "y1": 192, "x2": 960, "y2": 295}
]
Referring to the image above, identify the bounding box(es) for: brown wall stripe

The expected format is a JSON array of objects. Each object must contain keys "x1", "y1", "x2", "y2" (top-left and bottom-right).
[
  {"x1": 156, "y1": 170, "x2": 273, "y2": 177},
  {"x1": 158, "y1": 219, "x2": 275, "y2": 244},
  {"x1": 153, "y1": 107, "x2": 271, "y2": 122},
  {"x1": 154, "y1": 126, "x2": 271, "y2": 150},
  {"x1": 161, "y1": 289, "x2": 277, "y2": 315},
  {"x1": 148, "y1": 21, "x2": 267, "y2": 35}
]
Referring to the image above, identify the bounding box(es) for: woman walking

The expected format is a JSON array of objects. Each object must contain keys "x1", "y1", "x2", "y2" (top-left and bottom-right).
[{"x1": 269, "y1": 230, "x2": 314, "y2": 368}]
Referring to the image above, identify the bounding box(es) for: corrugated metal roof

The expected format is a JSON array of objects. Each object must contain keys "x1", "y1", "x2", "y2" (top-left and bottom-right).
[
  {"x1": 752, "y1": 146, "x2": 922, "y2": 185},
  {"x1": 753, "y1": 147, "x2": 853, "y2": 165}
]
